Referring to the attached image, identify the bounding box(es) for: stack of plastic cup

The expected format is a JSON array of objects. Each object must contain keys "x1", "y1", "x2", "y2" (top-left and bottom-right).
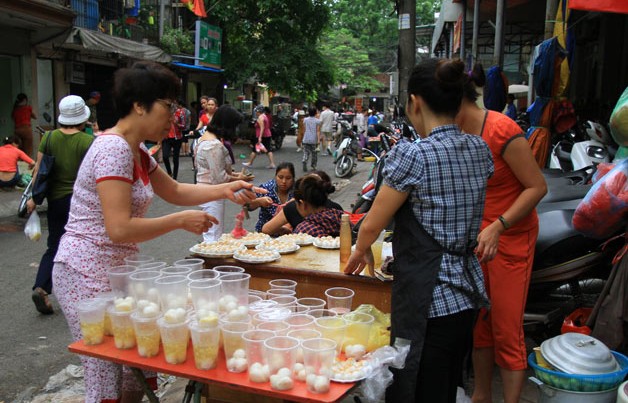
[
  {"x1": 257, "y1": 321, "x2": 290, "y2": 336},
  {"x1": 77, "y1": 299, "x2": 107, "y2": 345},
  {"x1": 189, "y1": 278, "x2": 221, "y2": 321},
  {"x1": 128, "y1": 270, "x2": 161, "y2": 304},
  {"x1": 287, "y1": 328, "x2": 322, "y2": 363},
  {"x1": 342, "y1": 312, "x2": 374, "y2": 357},
  {"x1": 160, "y1": 266, "x2": 193, "y2": 276},
  {"x1": 248, "y1": 295, "x2": 263, "y2": 305},
  {"x1": 108, "y1": 305, "x2": 136, "y2": 349},
  {"x1": 266, "y1": 289, "x2": 296, "y2": 298},
  {"x1": 187, "y1": 269, "x2": 219, "y2": 282},
  {"x1": 284, "y1": 314, "x2": 315, "y2": 331},
  {"x1": 249, "y1": 299, "x2": 278, "y2": 316},
  {"x1": 302, "y1": 338, "x2": 337, "y2": 394},
  {"x1": 253, "y1": 307, "x2": 292, "y2": 326},
  {"x1": 107, "y1": 265, "x2": 137, "y2": 296},
  {"x1": 155, "y1": 275, "x2": 189, "y2": 311},
  {"x1": 124, "y1": 254, "x2": 154, "y2": 267},
  {"x1": 315, "y1": 316, "x2": 347, "y2": 355},
  {"x1": 325, "y1": 287, "x2": 354, "y2": 314},
  {"x1": 308, "y1": 309, "x2": 338, "y2": 318},
  {"x1": 248, "y1": 289, "x2": 267, "y2": 300},
  {"x1": 296, "y1": 298, "x2": 326, "y2": 313},
  {"x1": 174, "y1": 258, "x2": 204, "y2": 271},
  {"x1": 136, "y1": 261, "x2": 168, "y2": 271},
  {"x1": 264, "y1": 336, "x2": 300, "y2": 390},
  {"x1": 157, "y1": 316, "x2": 189, "y2": 364},
  {"x1": 131, "y1": 311, "x2": 161, "y2": 357},
  {"x1": 268, "y1": 279, "x2": 297, "y2": 291},
  {"x1": 94, "y1": 291, "x2": 118, "y2": 336},
  {"x1": 212, "y1": 265, "x2": 245, "y2": 277},
  {"x1": 219, "y1": 273, "x2": 250, "y2": 318},
  {"x1": 242, "y1": 329, "x2": 274, "y2": 383},
  {"x1": 221, "y1": 321, "x2": 250, "y2": 373},
  {"x1": 270, "y1": 296, "x2": 297, "y2": 312},
  {"x1": 189, "y1": 319, "x2": 220, "y2": 370}
]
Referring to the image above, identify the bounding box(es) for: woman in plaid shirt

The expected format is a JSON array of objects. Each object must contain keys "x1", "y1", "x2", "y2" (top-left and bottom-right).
[
  {"x1": 292, "y1": 175, "x2": 344, "y2": 237},
  {"x1": 345, "y1": 58, "x2": 494, "y2": 402}
]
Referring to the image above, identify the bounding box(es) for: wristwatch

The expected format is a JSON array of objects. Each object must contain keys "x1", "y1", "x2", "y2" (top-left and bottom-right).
[{"x1": 498, "y1": 215, "x2": 511, "y2": 230}]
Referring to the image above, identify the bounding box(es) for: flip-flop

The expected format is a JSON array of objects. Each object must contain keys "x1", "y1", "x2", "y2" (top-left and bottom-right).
[{"x1": 32, "y1": 287, "x2": 53, "y2": 315}]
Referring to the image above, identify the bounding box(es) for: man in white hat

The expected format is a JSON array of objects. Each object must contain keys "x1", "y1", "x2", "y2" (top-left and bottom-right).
[{"x1": 27, "y1": 95, "x2": 94, "y2": 314}]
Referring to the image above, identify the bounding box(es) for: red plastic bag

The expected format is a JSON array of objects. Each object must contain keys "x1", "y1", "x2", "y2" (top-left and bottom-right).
[
  {"x1": 573, "y1": 159, "x2": 628, "y2": 238},
  {"x1": 255, "y1": 142, "x2": 267, "y2": 153}
]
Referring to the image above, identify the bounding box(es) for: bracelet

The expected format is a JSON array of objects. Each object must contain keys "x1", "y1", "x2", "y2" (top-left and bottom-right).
[{"x1": 498, "y1": 215, "x2": 511, "y2": 230}]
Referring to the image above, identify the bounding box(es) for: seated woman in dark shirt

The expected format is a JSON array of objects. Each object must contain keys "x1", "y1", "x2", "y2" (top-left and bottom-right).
[
  {"x1": 291, "y1": 175, "x2": 344, "y2": 237},
  {"x1": 262, "y1": 171, "x2": 342, "y2": 236}
]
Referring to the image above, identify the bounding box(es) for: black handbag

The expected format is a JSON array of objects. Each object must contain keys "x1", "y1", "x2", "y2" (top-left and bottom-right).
[{"x1": 31, "y1": 131, "x2": 55, "y2": 205}]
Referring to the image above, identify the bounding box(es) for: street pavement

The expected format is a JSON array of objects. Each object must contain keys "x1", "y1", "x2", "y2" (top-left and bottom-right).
[{"x1": 0, "y1": 135, "x2": 538, "y2": 402}]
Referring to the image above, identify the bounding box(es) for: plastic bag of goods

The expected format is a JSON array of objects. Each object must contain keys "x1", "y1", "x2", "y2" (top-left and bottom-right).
[
  {"x1": 354, "y1": 304, "x2": 391, "y2": 351},
  {"x1": 610, "y1": 87, "x2": 628, "y2": 146},
  {"x1": 573, "y1": 159, "x2": 628, "y2": 239}
]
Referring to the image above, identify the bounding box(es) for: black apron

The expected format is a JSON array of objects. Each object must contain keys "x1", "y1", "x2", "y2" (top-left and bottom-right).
[{"x1": 385, "y1": 201, "x2": 486, "y2": 402}]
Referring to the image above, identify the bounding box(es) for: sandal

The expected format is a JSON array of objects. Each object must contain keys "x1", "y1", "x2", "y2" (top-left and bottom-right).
[{"x1": 32, "y1": 287, "x2": 54, "y2": 315}]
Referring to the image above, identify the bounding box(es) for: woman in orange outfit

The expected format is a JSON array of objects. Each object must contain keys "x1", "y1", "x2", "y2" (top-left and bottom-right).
[
  {"x1": 12, "y1": 93, "x2": 37, "y2": 156},
  {"x1": 456, "y1": 65, "x2": 547, "y2": 403}
]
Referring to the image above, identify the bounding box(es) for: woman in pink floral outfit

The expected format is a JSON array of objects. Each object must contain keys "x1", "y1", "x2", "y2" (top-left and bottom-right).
[{"x1": 53, "y1": 62, "x2": 262, "y2": 403}]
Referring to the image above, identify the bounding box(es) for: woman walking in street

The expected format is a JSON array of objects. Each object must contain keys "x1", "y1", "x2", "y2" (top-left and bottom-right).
[
  {"x1": 27, "y1": 95, "x2": 94, "y2": 315},
  {"x1": 52, "y1": 61, "x2": 262, "y2": 403},
  {"x1": 242, "y1": 106, "x2": 276, "y2": 169},
  {"x1": 457, "y1": 64, "x2": 547, "y2": 403},
  {"x1": 344, "y1": 58, "x2": 494, "y2": 403}
]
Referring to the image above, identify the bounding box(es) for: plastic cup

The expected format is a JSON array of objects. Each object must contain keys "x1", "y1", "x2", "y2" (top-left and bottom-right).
[
  {"x1": 248, "y1": 295, "x2": 262, "y2": 305},
  {"x1": 242, "y1": 329, "x2": 275, "y2": 382},
  {"x1": 137, "y1": 261, "x2": 168, "y2": 271},
  {"x1": 77, "y1": 299, "x2": 106, "y2": 345},
  {"x1": 268, "y1": 279, "x2": 297, "y2": 291},
  {"x1": 187, "y1": 269, "x2": 219, "y2": 282},
  {"x1": 342, "y1": 312, "x2": 374, "y2": 354},
  {"x1": 263, "y1": 336, "x2": 300, "y2": 390},
  {"x1": 128, "y1": 270, "x2": 161, "y2": 304},
  {"x1": 249, "y1": 299, "x2": 278, "y2": 315},
  {"x1": 314, "y1": 316, "x2": 347, "y2": 355},
  {"x1": 302, "y1": 338, "x2": 337, "y2": 394},
  {"x1": 220, "y1": 273, "x2": 251, "y2": 308},
  {"x1": 108, "y1": 306, "x2": 136, "y2": 350},
  {"x1": 253, "y1": 307, "x2": 292, "y2": 326},
  {"x1": 249, "y1": 289, "x2": 267, "y2": 300},
  {"x1": 325, "y1": 287, "x2": 354, "y2": 314},
  {"x1": 160, "y1": 266, "x2": 193, "y2": 276},
  {"x1": 189, "y1": 320, "x2": 220, "y2": 370},
  {"x1": 221, "y1": 321, "x2": 251, "y2": 372},
  {"x1": 270, "y1": 296, "x2": 297, "y2": 312},
  {"x1": 284, "y1": 314, "x2": 315, "y2": 331},
  {"x1": 154, "y1": 275, "x2": 189, "y2": 311},
  {"x1": 212, "y1": 265, "x2": 245, "y2": 277},
  {"x1": 296, "y1": 297, "x2": 326, "y2": 313},
  {"x1": 157, "y1": 317, "x2": 190, "y2": 364},
  {"x1": 107, "y1": 265, "x2": 137, "y2": 296},
  {"x1": 94, "y1": 291, "x2": 119, "y2": 336},
  {"x1": 124, "y1": 254, "x2": 154, "y2": 266},
  {"x1": 308, "y1": 309, "x2": 338, "y2": 319},
  {"x1": 257, "y1": 321, "x2": 291, "y2": 336},
  {"x1": 266, "y1": 288, "x2": 296, "y2": 298},
  {"x1": 189, "y1": 278, "x2": 221, "y2": 314},
  {"x1": 174, "y1": 258, "x2": 204, "y2": 271},
  {"x1": 131, "y1": 311, "x2": 161, "y2": 357},
  {"x1": 287, "y1": 328, "x2": 322, "y2": 364}
]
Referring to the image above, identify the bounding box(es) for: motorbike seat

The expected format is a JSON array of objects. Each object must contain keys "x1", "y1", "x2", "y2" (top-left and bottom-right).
[
  {"x1": 535, "y1": 210, "x2": 578, "y2": 259},
  {"x1": 540, "y1": 184, "x2": 591, "y2": 203}
]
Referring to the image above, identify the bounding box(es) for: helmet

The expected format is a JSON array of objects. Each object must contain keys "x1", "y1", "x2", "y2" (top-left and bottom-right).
[
  {"x1": 585, "y1": 121, "x2": 612, "y2": 144},
  {"x1": 254, "y1": 106, "x2": 264, "y2": 114}
]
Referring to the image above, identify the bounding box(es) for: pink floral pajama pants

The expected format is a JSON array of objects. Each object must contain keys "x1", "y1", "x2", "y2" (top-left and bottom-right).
[{"x1": 53, "y1": 262, "x2": 153, "y2": 403}]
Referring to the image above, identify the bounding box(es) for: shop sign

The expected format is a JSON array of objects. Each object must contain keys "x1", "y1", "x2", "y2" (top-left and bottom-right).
[
  {"x1": 195, "y1": 21, "x2": 222, "y2": 69},
  {"x1": 66, "y1": 62, "x2": 86, "y2": 85}
]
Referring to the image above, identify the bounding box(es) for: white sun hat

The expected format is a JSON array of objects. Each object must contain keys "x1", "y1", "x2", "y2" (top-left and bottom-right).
[{"x1": 58, "y1": 95, "x2": 90, "y2": 125}]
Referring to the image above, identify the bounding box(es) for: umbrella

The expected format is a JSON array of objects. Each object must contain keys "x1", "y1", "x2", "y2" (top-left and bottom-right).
[{"x1": 508, "y1": 84, "x2": 529, "y2": 95}]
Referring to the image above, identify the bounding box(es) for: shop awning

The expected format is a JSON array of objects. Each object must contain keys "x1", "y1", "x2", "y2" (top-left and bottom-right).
[
  {"x1": 62, "y1": 27, "x2": 171, "y2": 63},
  {"x1": 171, "y1": 61, "x2": 224, "y2": 73},
  {"x1": 569, "y1": 0, "x2": 628, "y2": 14}
]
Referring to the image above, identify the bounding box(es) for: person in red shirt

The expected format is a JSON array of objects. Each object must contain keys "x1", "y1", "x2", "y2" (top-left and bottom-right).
[
  {"x1": 457, "y1": 64, "x2": 547, "y2": 403},
  {"x1": 11, "y1": 93, "x2": 37, "y2": 156},
  {"x1": 0, "y1": 135, "x2": 35, "y2": 188}
]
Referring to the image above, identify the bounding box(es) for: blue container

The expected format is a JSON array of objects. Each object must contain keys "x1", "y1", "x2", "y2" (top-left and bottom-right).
[{"x1": 528, "y1": 351, "x2": 628, "y2": 392}]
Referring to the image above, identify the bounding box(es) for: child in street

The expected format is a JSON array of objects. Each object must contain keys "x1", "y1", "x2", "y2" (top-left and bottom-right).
[
  {"x1": 302, "y1": 107, "x2": 321, "y2": 172},
  {"x1": 0, "y1": 136, "x2": 34, "y2": 189}
]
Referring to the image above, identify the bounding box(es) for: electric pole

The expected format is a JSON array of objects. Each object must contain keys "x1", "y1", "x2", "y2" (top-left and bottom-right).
[{"x1": 398, "y1": 0, "x2": 416, "y2": 108}]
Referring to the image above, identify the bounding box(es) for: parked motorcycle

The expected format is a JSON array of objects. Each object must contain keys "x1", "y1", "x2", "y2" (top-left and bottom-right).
[
  {"x1": 270, "y1": 121, "x2": 286, "y2": 151},
  {"x1": 549, "y1": 120, "x2": 616, "y2": 172}
]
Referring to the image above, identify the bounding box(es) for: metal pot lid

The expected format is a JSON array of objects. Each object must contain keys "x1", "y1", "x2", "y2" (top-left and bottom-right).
[{"x1": 540, "y1": 333, "x2": 619, "y2": 375}]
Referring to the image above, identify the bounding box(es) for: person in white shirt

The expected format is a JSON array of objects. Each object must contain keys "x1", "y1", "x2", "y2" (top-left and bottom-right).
[{"x1": 319, "y1": 103, "x2": 335, "y2": 155}]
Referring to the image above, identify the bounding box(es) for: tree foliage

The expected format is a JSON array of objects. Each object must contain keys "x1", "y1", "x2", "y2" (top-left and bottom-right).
[{"x1": 209, "y1": 0, "x2": 334, "y2": 101}]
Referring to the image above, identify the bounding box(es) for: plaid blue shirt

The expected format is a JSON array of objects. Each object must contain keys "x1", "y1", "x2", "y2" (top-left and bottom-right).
[
  {"x1": 255, "y1": 179, "x2": 294, "y2": 232},
  {"x1": 383, "y1": 124, "x2": 494, "y2": 318}
]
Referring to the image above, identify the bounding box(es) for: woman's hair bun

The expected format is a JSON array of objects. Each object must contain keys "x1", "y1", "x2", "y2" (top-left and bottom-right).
[{"x1": 435, "y1": 59, "x2": 465, "y2": 87}]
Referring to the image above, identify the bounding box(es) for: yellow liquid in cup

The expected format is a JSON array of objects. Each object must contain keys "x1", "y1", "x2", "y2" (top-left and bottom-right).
[
  {"x1": 136, "y1": 332, "x2": 161, "y2": 357},
  {"x1": 112, "y1": 325, "x2": 136, "y2": 349},
  {"x1": 81, "y1": 321, "x2": 105, "y2": 345},
  {"x1": 193, "y1": 343, "x2": 219, "y2": 370},
  {"x1": 163, "y1": 340, "x2": 188, "y2": 364}
]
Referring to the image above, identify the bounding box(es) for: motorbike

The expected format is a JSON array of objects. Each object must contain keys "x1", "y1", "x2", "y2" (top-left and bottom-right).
[
  {"x1": 18, "y1": 125, "x2": 47, "y2": 218},
  {"x1": 548, "y1": 120, "x2": 616, "y2": 172},
  {"x1": 270, "y1": 121, "x2": 286, "y2": 151}
]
